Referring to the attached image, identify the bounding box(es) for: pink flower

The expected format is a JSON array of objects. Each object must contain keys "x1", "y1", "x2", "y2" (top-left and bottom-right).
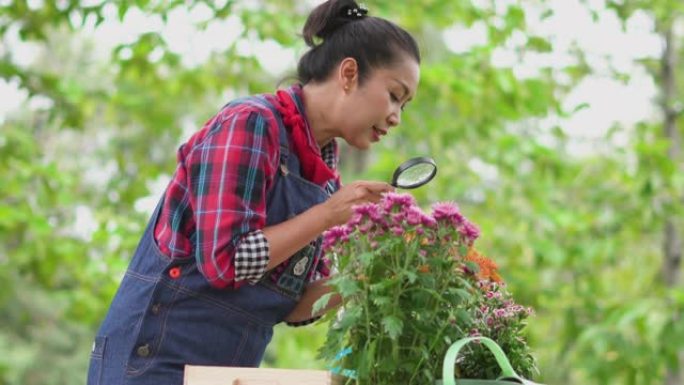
[
  {"x1": 391, "y1": 212, "x2": 406, "y2": 226},
  {"x1": 431, "y1": 202, "x2": 464, "y2": 227},
  {"x1": 381, "y1": 192, "x2": 417, "y2": 213},
  {"x1": 391, "y1": 226, "x2": 404, "y2": 236},
  {"x1": 353, "y1": 203, "x2": 383, "y2": 222},
  {"x1": 322, "y1": 225, "x2": 353, "y2": 251},
  {"x1": 358, "y1": 222, "x2": 373, "y2": 234},
  {"x1": 420, "y1": 214, "x2": 437, "y2": 228},
  {"x1": 348, "y1": 212, "x2": 364, "y2": 227},
  {"x1": 509, "y1": 304, "x2": 524, "y2": 313},
  {"x1": 405, "y1": 206, "x2": 424, "y2": 226},
  {"x1": 459, "y1": 220, "x2": 481, "y2": 242},
  {"x1": 348, "y1": 203, "x2": 391, "y2": 232}
]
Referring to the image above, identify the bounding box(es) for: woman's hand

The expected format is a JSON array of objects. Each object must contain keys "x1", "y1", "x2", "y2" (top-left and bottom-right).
[
  {"x1": 284, "y1": 277, "x2": 342, "y2": 323},
  {"x1": 321, "y1": 181, "x2": 394, "y2": 227}
]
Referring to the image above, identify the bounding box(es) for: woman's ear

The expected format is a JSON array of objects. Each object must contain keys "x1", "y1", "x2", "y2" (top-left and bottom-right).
[{"x1": 337, "y1": 57, "x2": 359, "y2": 92}]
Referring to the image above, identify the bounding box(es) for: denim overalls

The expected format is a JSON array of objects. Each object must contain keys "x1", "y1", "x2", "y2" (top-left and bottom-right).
[{"x1": 87, "y1": 96, "x2": 333, "y2": 385}]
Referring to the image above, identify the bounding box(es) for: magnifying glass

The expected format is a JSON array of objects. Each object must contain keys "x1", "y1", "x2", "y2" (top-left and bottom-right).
[{"x1": 390, "y1": 156, "x2": 437, "y2": 189}]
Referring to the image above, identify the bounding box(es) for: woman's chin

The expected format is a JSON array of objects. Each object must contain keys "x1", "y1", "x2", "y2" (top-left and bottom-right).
[{"x1": 346, "y1": 138, "x2": 372, "y2": 151}]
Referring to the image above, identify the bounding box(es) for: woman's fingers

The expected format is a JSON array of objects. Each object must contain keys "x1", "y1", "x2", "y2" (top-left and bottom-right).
[{"x1": 323, "y1": 180, "x2": 394, "y2": 227}]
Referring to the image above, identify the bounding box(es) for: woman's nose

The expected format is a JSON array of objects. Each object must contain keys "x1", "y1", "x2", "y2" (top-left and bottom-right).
[{"x1": 388, "y1": 111, "x2": 401, "y2": 127}]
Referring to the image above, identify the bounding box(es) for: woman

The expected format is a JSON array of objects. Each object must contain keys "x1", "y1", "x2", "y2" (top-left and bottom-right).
[{"x1": 87, "y1": 0, "x2": 420, "y2": 383}]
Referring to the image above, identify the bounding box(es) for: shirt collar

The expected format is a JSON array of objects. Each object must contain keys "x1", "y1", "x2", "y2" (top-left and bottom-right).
[{"x1": 285, "y1": 84, "x2": 338, "y2": 170}]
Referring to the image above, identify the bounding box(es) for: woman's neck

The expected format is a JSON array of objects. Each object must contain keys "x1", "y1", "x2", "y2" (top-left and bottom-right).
[{"x1": 301, "y1": 82, "x2": 339, "y2": 149}]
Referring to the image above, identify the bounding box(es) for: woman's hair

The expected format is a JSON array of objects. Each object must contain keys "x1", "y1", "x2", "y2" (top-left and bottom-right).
[{"x1": 297, "y1": 0, "x2": 420, "y2": 85}]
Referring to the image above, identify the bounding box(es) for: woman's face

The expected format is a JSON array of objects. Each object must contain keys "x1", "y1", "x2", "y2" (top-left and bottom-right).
[{"x1": 337, "y1": 57, "x2": 420, "y2": 150}]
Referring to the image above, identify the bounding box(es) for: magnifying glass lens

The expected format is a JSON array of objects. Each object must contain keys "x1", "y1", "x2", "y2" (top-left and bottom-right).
[
  {"x1": 391, "y1": 157, "x2": 437, "y2": 189},
  {"x1": 396, "y1": 164, "x2": 435, "y2": 186}
]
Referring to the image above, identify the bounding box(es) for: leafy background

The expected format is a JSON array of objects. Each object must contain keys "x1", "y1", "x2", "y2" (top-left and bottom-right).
[{"x1": 0, "y1": 0, "x2": 682, "y2": 384}]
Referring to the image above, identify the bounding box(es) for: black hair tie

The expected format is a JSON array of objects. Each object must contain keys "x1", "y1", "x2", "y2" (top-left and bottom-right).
[{"x1": 342, "y1": 5, "x2": 368, "y2": 19}]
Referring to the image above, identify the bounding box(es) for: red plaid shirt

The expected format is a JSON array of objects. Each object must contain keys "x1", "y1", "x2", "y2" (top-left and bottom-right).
[{"x1": 153, "y1": 85, "x2": 338, "y2": 290}]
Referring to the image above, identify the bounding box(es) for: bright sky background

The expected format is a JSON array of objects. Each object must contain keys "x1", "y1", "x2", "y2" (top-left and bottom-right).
[{"x1": 0, "y1": 0, "x2": 663, "y2": 134}]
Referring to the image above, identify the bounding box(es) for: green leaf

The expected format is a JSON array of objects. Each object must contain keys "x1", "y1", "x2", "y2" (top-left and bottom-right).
[
  {"x1": 459, "y1": 244, "x2": 469, "y2": 257},
  {"x1": 465, "y1": 261, "x2": 480, "y2": 274},
  {"x1": 382, "y1": 315, "x2": 404, "y2": 340},
  {"x1": 526, "y1": 36, "x2": 552, "y2": 52},
  {"x1": 357, "y1": 251, "x2": 374, "y2": 266},
  {"x1": 312, "y1": 292, "x2": 333, "y2": 317},
  {"x1": 372, "y1": 296, "x2": 392, "y2": 307},
  {"x1": 335, "y1": 278, "x2": 361, "y2": 298},
  {"x1": 405, "y1": 270, "x2": 418, "y2": 284}
]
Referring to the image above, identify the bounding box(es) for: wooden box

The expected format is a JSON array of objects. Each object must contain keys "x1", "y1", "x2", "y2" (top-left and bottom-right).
[{"x1": 184, "y1": 366, "x2": 344, "y2": 385}]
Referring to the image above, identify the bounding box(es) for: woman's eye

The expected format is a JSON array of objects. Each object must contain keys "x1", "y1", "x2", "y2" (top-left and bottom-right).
[{"x1": 390, "y1": 92, "x2": 406, "y2": 111}]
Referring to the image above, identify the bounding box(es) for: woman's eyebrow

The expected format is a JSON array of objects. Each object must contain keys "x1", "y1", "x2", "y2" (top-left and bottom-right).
[{"x1": 393, "y1": 78, "x2": 413, "y2": 101}]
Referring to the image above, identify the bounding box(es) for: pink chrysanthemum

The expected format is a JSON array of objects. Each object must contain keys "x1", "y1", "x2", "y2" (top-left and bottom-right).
[
  {"x1": 391, "y1": 226, "x2": 404, "y2": 236},
  {"x1": 348, "y1": 212, "x2": 364, "y2": 227},
  {"x1": 390, "y1": 212, "x2": 406, "y2": 227},
  {"x1": 420, "y1": 214, "x2": 438, "y2": 228},
  {"x1": 322, "y1": 225, "x2": 353, "y2": 251},
  {"x1": 353, "y1": 202, "x2": 384, "y2": 222},
  {"x1": 431, "y1": 202, "x2": 465, "y2": 227},
  {"x1": 493, "y1": 308, "x2": 507, "y2": 319},
  {"x1": 358, "y1": 222, "x2": 373, "y2": 234},
  {"x1": 381, "y1": 192, "x2": 417, "y2": 213},
  {"x1": 459, "y1": 220, "x2": 481, "y2": 242},
  {"x1": 405, "y1": 206, "x2": 424, "y2": 226}
]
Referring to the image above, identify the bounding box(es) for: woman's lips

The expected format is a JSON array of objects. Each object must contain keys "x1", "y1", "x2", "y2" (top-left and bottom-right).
[{"x1": 372, "y1": 126, "x2": 387, "y2": 141}]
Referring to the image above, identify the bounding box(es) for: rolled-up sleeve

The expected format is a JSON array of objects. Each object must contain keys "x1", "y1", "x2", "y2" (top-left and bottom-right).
[
  {"x1": 185, "y1": 107, "x2": 279, "y2": 289},
  {"x1": 234, "y1": 230, "x2": 270, "y2": 283}
]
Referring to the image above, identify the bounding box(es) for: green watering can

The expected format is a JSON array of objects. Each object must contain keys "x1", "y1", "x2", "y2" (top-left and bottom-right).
[{"x1": 437, "y1": 337, "x2": 546, "y2": 385}]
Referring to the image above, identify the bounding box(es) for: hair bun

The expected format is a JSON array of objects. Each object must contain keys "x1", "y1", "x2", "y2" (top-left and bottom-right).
[
  {"x1": 302, "y1": 0, "x2": 368, "y2": 47},
  {"x1": 340, "y1": 4, "x2": 368, "y2": 19},
  {"x1": 296, "y1": 0, "x2": 420, "y2": 85}
]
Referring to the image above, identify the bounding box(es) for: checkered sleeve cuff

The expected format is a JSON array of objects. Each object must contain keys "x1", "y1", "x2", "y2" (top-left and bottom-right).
[
  {"x1": 285, "y1": 316, "x2": 321, "y2": 327},
  {"x1": 234, "y1": 230, "x2": 270, "y2": 284}
]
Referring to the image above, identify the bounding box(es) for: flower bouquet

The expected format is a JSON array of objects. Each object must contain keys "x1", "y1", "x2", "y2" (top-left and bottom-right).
[{"x1": 314, "y1": 193, "x2": 538, "y2": 385}]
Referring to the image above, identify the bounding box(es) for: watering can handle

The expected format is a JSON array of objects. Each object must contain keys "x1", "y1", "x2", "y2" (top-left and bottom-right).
[{"x1": 442, "y1": 336, "x2": 520, "y2": 385}]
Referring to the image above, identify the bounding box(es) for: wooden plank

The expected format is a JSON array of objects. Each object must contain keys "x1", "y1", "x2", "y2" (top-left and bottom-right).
[{"x1": 183, "y1": 366, "x2": 344, "y2": 385}]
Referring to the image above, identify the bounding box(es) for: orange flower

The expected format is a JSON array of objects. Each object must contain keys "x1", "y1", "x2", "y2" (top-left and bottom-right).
[
  {"x1": 418, "y1": 264, "x2": 430, "y2": 273},
  {"x1": 465, "y1": 247, "x2": 502, "y2": 282}
]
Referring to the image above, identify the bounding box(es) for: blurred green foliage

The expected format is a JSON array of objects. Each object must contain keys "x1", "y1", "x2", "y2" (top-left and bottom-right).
[{"x1": 0, "y1": 0, "x2": 682, "y2": 384}]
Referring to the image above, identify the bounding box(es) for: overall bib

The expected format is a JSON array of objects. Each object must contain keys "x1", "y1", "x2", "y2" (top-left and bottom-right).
[{"x1": 87, "y1": 97, "x2": 333, "y2": 385}]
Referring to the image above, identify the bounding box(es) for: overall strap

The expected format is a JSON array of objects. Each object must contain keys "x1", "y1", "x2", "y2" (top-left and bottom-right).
[{"x1": 251, "y1": 95, "x2": 290, "y2": 169}]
